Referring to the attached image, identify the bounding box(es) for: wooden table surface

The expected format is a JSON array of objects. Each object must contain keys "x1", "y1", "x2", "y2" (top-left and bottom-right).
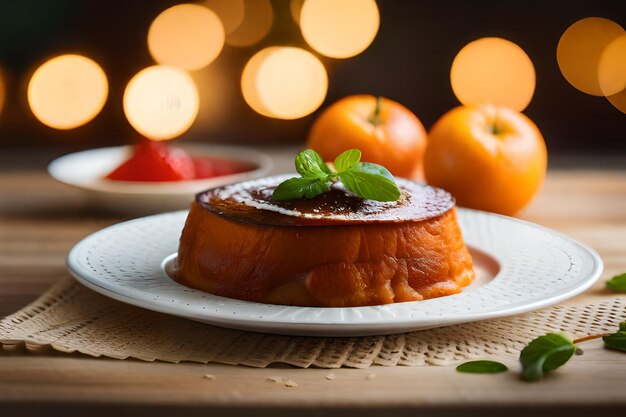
[{"x1": 1, "y1": 150, "x2": 625, "y2": 417}]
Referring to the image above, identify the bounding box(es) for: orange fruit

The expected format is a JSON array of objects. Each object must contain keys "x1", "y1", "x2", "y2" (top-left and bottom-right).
[
  {"x1": 306, "y1": 95, "x2": 427, "y2": 179},
  {"x1": 424, "y1": 105, "x2": 547, "y2": 215}
]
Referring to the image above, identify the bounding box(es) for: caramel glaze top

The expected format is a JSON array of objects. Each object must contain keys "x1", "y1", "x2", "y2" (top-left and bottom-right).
[{"x1": 195, "y1": 175, "x2": 455, "y2": 227}]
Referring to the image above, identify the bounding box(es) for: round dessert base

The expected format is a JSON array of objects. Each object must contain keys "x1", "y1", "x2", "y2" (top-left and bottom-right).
[
  {"x1": 177, "y1": 176, "x2": 473, "y2": 307},
  {"x1": 67, "y1": 210, "x2": 602, "y2": 337},
  {"x1": 164, "y1": 248, "x2": 498, "y2": 306}
]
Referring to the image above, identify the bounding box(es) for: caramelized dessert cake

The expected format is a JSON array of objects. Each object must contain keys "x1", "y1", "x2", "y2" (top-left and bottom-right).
[{"x1": 176, "y1": 176, "x2": 474, "y2": 307}]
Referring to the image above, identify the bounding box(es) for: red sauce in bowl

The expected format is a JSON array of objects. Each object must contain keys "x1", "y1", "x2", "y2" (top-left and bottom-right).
[{"x1": 105, "y1": 140, "x2": 256, "y2": 182}]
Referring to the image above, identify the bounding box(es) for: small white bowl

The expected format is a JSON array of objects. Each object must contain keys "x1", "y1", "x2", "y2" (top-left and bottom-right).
[{"x1": 48, "y1": 144, "x2": 273, "y2": 214}]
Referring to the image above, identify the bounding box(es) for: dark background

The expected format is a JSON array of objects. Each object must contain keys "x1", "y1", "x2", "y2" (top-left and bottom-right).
[{"x1": 0, "y1": 0, "x2": 624, "y2": 155}]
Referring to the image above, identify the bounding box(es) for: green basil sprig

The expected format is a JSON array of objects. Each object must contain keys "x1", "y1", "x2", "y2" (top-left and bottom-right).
[
  {"x1": 457, "y1": 321, "x2": 626, "y2": 382},
  {"x1": 606, "y1": 272, "x2": 626, "y2": 292},
  {"x1": 456, "y1": 360, "x2": 508, "y2": 374},
  {"x1": 519, "y1": 333, "x2": 576, "y2": 382},
  {"x1": 272, "y1": 149, "x2": 401, "y2": 202},
  {"x1": 603, "y1": 321, "x2": 626, "y2": 352}
]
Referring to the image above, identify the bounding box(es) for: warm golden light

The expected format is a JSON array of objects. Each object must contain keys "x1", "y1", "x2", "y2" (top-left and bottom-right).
[
  {"x1": 241, "y1": 47, "x2": 328, "y2": 119},
  {"x1": 603, "y1": 89, "x2": 626, "y2": 115},
  {"x1": 300, "y1": 0, "x2": 379, "y2": 59},
  {"x1": 188, "y1": 64, "x2": 232, "y2": 133},
  {"x1": 599, "y1": 35, "x2": 626, "y2": 113},
  {"x1": 148, "y1": 4, "x2": 225, "y2": 71},
  {"x1": 557, "y1": 17, "x2": 624, "y2": 96},
  {"x1": 450, "y1": 37, "x2": 536, "y2": 112},
  {"x1": 290, "y1": 0, "x2": 304, "y2": 24},
  {"x1": 204, "y1": 0, "x2": 245, "y2": 34},
  {"x1": 241, "y1": 48, "x2": 274, "y2": 118},
  {"x1": 27, "y1": 54, "x2": 108, "y2": 130},
  {"x1": 226, "y1": 0, "x2": 273, "y2": 47},
  {"x1": 123, "y1": 65, "x2": 199, "y2": 141}
]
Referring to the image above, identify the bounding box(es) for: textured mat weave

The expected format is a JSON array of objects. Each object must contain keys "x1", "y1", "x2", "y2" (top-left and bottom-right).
[{"x1": 1, "y1": 277, "x2": 623, "y2": 368}]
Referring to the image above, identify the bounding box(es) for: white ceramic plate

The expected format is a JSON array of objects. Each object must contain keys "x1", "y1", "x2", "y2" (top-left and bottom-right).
[
  {"x1": 48, "y1": 144, "x2": 273, "y2": 214},
  {"x1": 67, "y1": 209, "x2": 603, "y2": 336}
]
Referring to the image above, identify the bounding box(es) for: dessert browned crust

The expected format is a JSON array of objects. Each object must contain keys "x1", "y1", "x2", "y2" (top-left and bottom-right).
[{"x1": 176, "y1": 176, "x2": 475, "y2": 307}]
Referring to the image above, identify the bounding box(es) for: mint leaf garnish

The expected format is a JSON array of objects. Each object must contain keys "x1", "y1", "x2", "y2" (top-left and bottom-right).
[
  {"x1": 272, "y1": 149, "x2": 401, "y2": 202},
  {"x1": 456, "y1": 360, "x2": 508, "y2": 374},
  {"x1": 272, "y1": 177, "x2": 329, "y2": 201},
  {"x1": 350, "y1": 161, "x2": 396, "y2": 182},
  {"x1": 339, "y1": 162, "x2": 401, "y2": 202},
  {"x1": 334, "y1": 149, "x2": 361, "y2": 172},
  {"x1": 606, "y1": 273, "x2": 626, "y2": 292},
  {"x1": 295, "y1": 149, "x2": 333, "y2": 179},
  {"x1": 519, "y1": 333, "x2": 576, "y2": 382}
]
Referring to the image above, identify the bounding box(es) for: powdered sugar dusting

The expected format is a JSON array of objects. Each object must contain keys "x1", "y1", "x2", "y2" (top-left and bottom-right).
[
  {"x1": 197, "y1": 175, "x2": 454, "y2": 224},
  {"x1": 215, "y1": 175, "x2": 307, "y2": 217}
]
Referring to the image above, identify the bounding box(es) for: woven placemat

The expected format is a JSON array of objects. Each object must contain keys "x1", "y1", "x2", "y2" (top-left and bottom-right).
[{"x1": 1, "y1": 277, "x2": 624, "y2": 368}]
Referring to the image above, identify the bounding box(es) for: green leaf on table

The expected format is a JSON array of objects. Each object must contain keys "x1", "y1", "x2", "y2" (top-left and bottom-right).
[
  {"x1": 339, "y1": 162, "x2": 401, "y2": 202},
  {"x1": 295, "y1": 149, "x2": 332, "y2": 179},
  {"x1": 606, "y1": 273, "x2": 626, "y2": 292},
  {"x1": 519, "y1": 333, "x2": 576, "y2": 382},
  {"x1": 272, "y1": 177, "x2": 329, "y2": 201},
  {"x1": 456, "y1": 360, "x2": 508, "y2": 374},
  {"x1": 603, "y1": 322, "x2": 626, "y2": 352},
  {"x1": 334, "y1": 149, "x2": 361, "y2": 172}
]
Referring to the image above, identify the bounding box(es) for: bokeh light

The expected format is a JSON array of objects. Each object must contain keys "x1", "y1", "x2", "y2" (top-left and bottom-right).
[
  {"x1": 300, "y1": 0, "x2": 379, "y2": 59},
  {"x1": 241, "y1": 48, "x2": 275, "y2": 118},
  {"x1": 123, "y1": 65, "x2": 199, "y2": 141},
  {"x1": 599, "y1": 35, "x2": 626, "y2": 113},
  {"x1": 203, "y1": 0, "x2": 245, "y2": 34},
  {"x1": 450, "y1": 37, "x2": 536, "y2": 112},
  {"x1": 188, "y1": 63, "x2": 233, "y2": 134},
  {"x1": 603, "y1": 90, "x2": 626, "y2": 115},
  {"x1": 241, "y1": 47, "x2": 328, "y2": 119},
  {"x1": 290, "y1": 0, "x2": 305, "y2": 25},
  {"x1": 148, "y1": 4, "x2": 224, "y2": 71},
  {"x1": 27, "y1": 54, "x2": 108, "y2": 130},
  {"x1": 557, "y1": 17, "x2": 624, "y2": 96},
  {"x1": 226, "y1": 0, "x2": 273, "y2": 47}
]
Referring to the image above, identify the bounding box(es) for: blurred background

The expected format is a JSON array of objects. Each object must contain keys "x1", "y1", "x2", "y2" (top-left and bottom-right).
[{"x1": 0, "y1": 0, "x2": 624, "y2": 157}]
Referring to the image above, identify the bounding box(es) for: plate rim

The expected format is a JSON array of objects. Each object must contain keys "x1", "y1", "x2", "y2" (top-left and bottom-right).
[
  {"x1": 66, "y1": 208, "x2": 604, "y2": 335},
  {"x1": 48, "y1": 144, "x2": 274, "y2": 195}
]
